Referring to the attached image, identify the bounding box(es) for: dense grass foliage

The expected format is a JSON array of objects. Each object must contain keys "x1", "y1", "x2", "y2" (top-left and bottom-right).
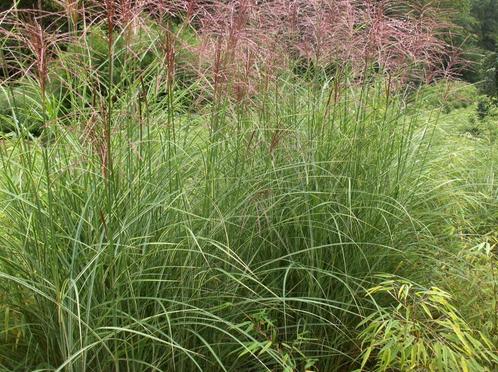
[
  {"x1": 0, "y1": 74, "x2": 435, "y2": 370},
  {"x1": 0, "y1": 2, "x2": 497, "y2": 371}
]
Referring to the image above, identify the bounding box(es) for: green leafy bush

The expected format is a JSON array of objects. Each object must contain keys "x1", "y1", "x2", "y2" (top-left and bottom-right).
[
  {"x1": 477, "y1": 52, "x2": 497, "y2": 97},
  {"x1": 358, "y1": 276, "x2": 498, "y2": 371},
  {"x1": 234, "y1": 310, "x2": 318, "y2": 372},
  {"x1": 435, "y1": 240, "x2": 498, "y2": 347}
]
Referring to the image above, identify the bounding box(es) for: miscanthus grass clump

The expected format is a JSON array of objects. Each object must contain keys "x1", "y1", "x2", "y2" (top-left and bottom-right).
[
  {"x1": 0, "y1": 75, "x2": 431, "y2": 370},
  {"x1": 0, "y1": 1, "x2": 495, "y2": 371}
]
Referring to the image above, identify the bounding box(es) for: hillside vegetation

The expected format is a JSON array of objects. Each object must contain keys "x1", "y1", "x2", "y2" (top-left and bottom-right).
[{"x1": 0, "y1": 1, "x2": 497, "y2": 371}]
